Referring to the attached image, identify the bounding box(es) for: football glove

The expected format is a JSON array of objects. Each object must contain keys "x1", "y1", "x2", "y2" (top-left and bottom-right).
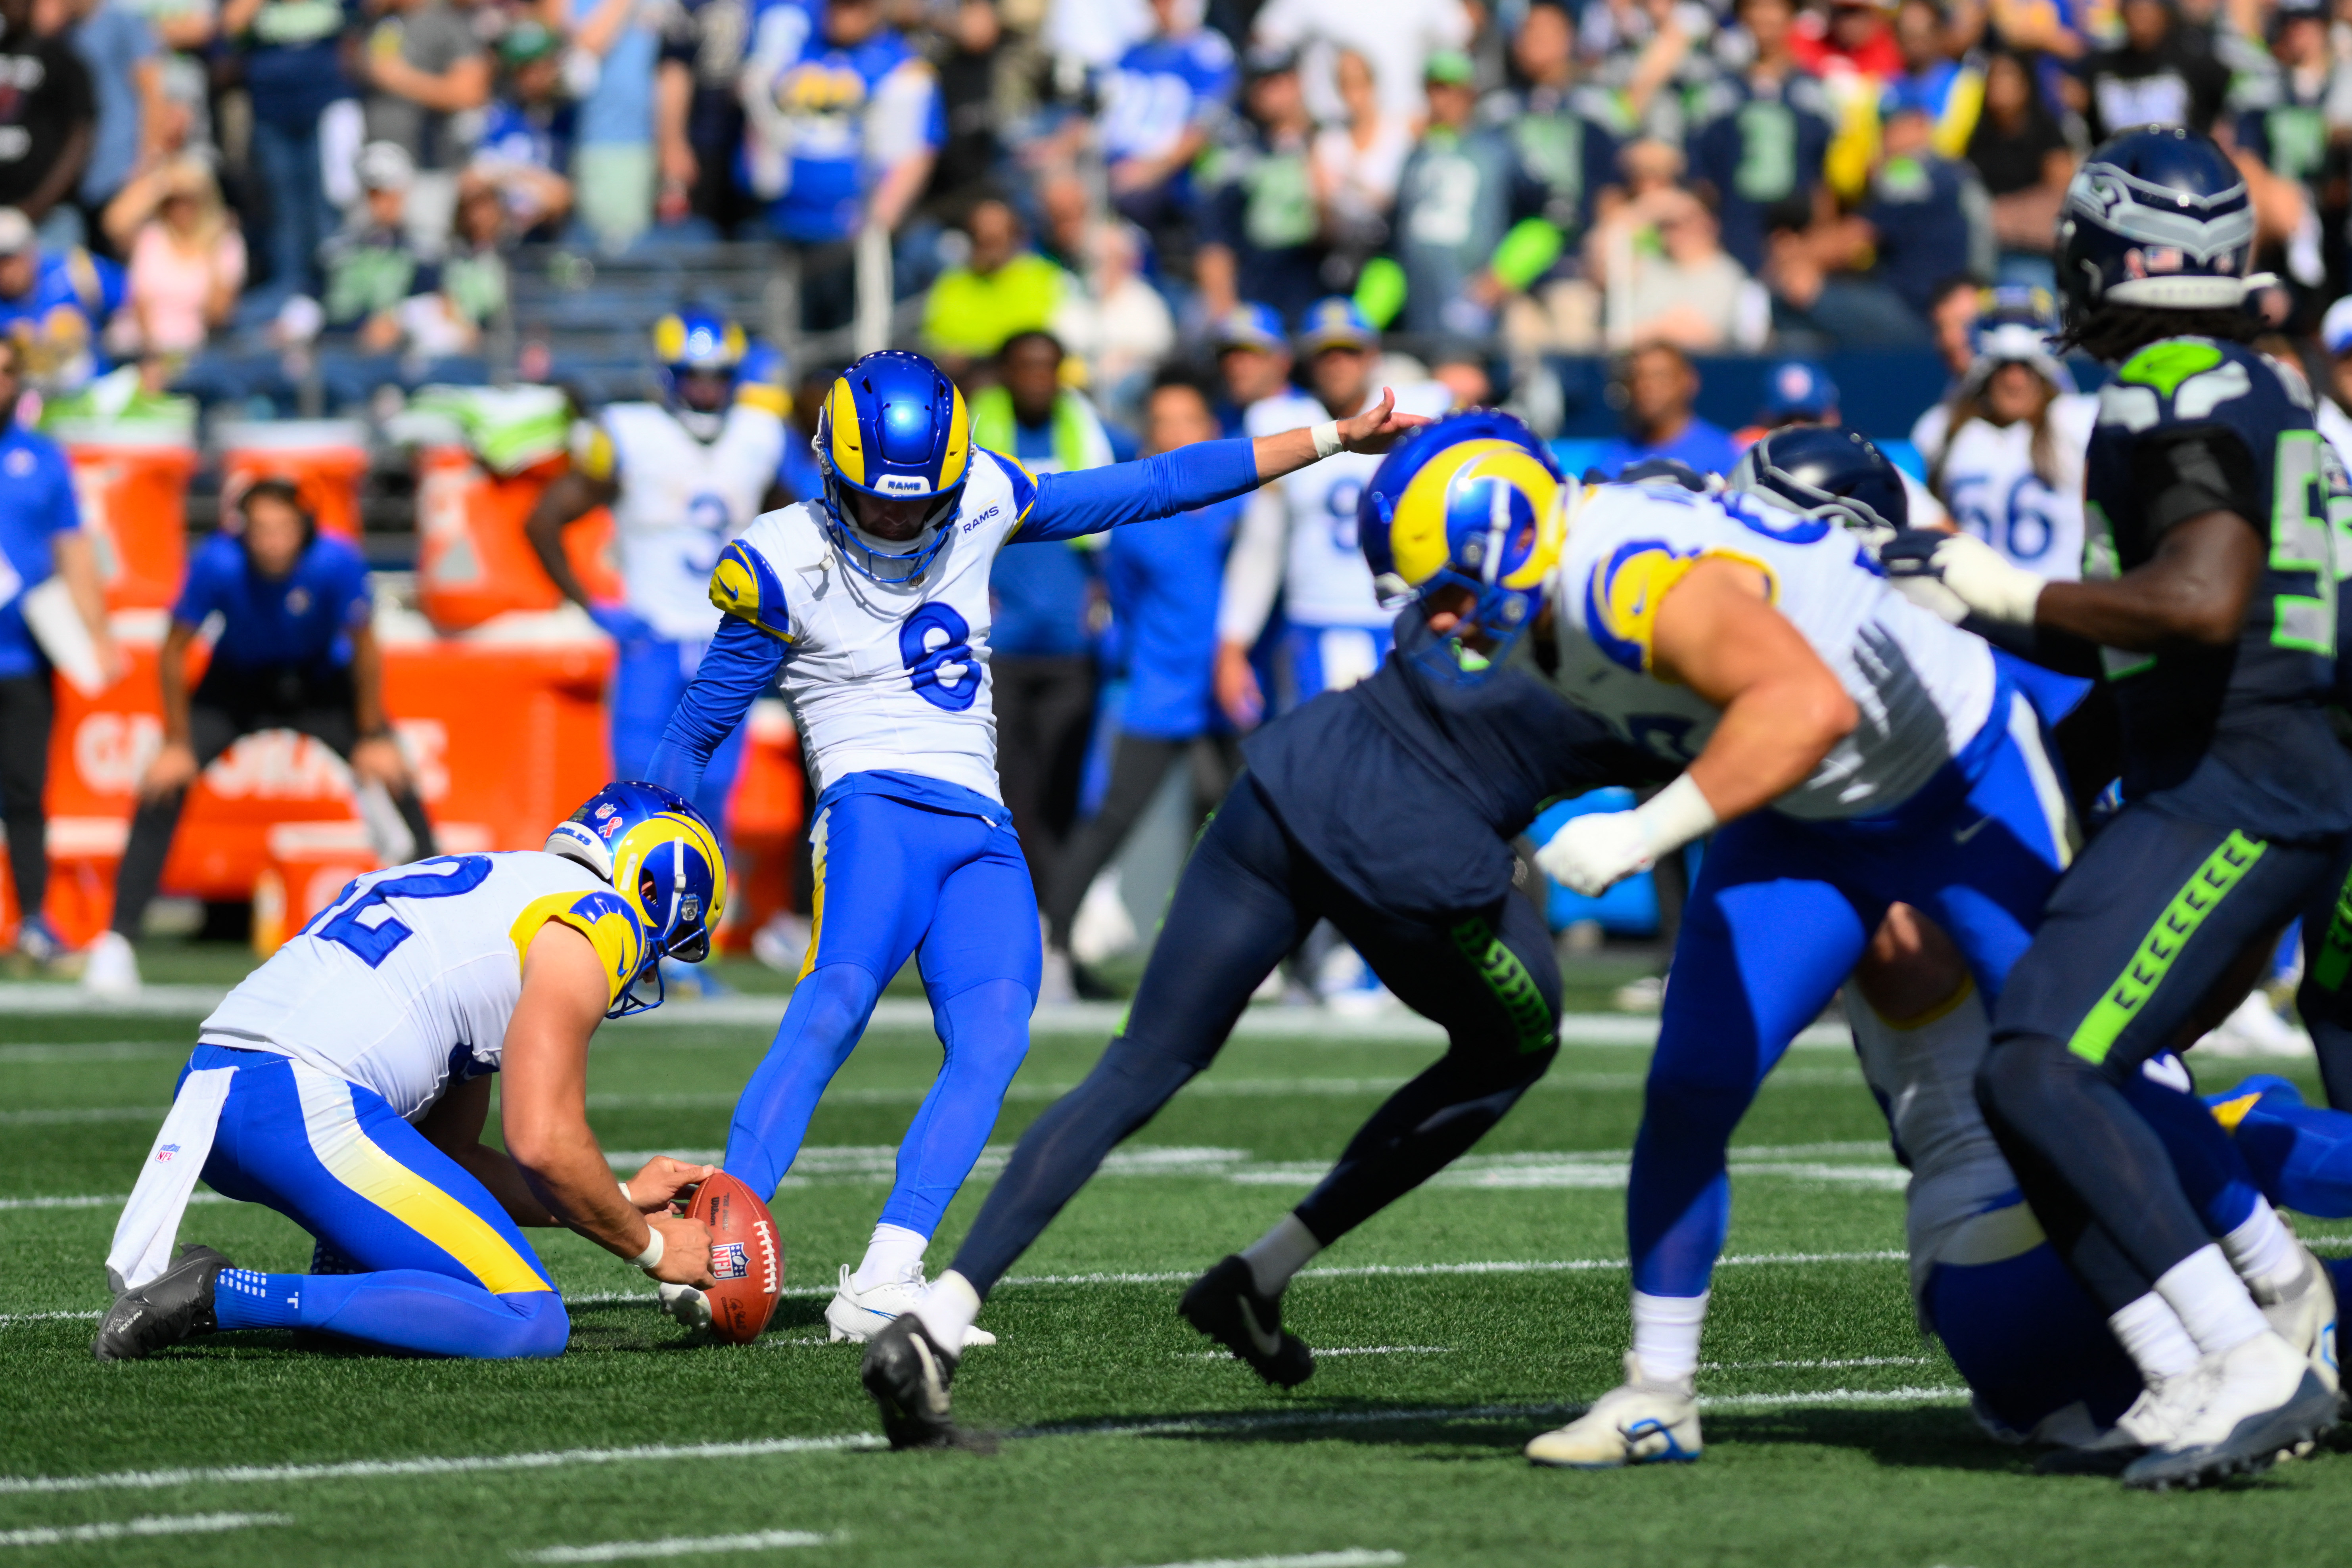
[
  {"x1": 1880, "y1": 530, "x2": 2045, "y2": 629},
  {"x1": 1535, "y1": 777, "x2": 1718, "y2": 897}
]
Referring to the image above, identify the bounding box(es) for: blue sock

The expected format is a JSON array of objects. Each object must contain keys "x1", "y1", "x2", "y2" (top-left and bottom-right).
[{"x1": 213, "y1": 1268, "x2": 303, "y2": 1330}]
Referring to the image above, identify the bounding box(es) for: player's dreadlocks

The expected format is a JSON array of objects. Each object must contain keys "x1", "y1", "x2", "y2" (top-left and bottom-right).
[{"x1": 2061, "y1": 303, "x2": 2262, "y2": 366}]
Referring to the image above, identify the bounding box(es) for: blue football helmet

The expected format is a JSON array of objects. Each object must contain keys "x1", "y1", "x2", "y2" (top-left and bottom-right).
[
  {"x1": 1726, "y1": 427, "x2": 1910, "y2": 552},
  {"x1": 544, "y1": 782, "x2": 728, "y2": 1018},
  {"x1": 2056, "y1": 127, "x2": 2258, "y2": 327},
  {"x1": 811, "y1": 351, "x2": 973, "y2": 585},
  {"x1": 1359, "y1": 409, "x2": 1565, "y2": 680},
  {"x1": 1965, "y1": 285, "x2": 2076, "y2": 395},
  {"x1": 655, "y1": 309, "x2": 749, "y2": 432}
]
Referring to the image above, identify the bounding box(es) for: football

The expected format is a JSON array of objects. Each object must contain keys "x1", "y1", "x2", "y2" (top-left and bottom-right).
[{"x1": 685, "y1": 1171, "x2": 784, "y2": 1344}]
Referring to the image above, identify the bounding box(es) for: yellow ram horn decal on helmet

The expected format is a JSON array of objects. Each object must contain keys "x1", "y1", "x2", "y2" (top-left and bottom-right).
[
  {"x1": 824, "y1": 377, "x2": 866, "y2": 485},
  {"x1": 1387, "y1": 438, "x2": 1521, "y2": 588}
]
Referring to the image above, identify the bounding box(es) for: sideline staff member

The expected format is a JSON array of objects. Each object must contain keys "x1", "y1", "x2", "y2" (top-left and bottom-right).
[
  {"x1": 82, "y1": 480, "x2": 435, "y2": 993},
  {"x1": 0, "y1": 338, "x2": 121, "y2": 967}
]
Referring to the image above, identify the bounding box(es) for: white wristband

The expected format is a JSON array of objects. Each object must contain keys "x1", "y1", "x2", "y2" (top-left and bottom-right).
[
  {"x1": 626, "y1": 1224, "x2": 664, "y2": 1273},
  {"x1": 618, "y1": 1181, "x2": 633, "y2": 1207},
  {"x1": 1310, "y1": 420, "x2": 1344, "y2": 459},
  {"x1": 1632, "y1": 775, "x2": 1719, "y2": 859}
]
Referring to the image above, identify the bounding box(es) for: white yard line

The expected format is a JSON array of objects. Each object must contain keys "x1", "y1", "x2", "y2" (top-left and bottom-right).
[
  {"x1": 0, "y1": 1384, "x2": 1967, "y2": 1497},
  {"x1": 0, "y1": 1043, "x2": 186, "y2": 1064},
  {"x1": 0, "y1": 1108, "x2": 168, "y2": 1126},
  {"x1": 0, "y1": 1513, "x2": 289, "y2": 1548},
  {"x1": 1185, "y1": 1348, "x2": 1448, "y2": 1360},
  {"x1": 1104, "y1": 1553, "x2": 1402, "y2": 1568},
  {"x1": 1701, "y1": 1357, "x2": 1935, "y2": 1371},
  {"x1": 514, "y1": 1530, "x2": 831, "y2": 1562}
]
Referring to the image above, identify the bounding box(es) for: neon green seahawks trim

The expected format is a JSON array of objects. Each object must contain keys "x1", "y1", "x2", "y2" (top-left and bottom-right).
[
  {"x1": 1450, "y1": 916, "x2": 1556, "y2": 1053},
  {"x1": 2314, "y1": 865, "x2": 2352, "y2": 992},
  {"x1": 2068, "y1": 830, "x2": 2268, "y2": 1065},
  {"x1": 2117, "y1": 339, "x2": 2222, "y2": 398}
]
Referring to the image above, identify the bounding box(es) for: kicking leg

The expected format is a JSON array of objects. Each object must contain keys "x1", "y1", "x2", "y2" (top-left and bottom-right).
[
  {"x1": 723, "y1": 794, "x2": 945, "y2": 1199},
  {"x1": 826, "y1": 821, "x2": 1041, "y2": 1344},
  {"x1": 102, "y1": 1050, "x2": 566, "y2": 1360}
]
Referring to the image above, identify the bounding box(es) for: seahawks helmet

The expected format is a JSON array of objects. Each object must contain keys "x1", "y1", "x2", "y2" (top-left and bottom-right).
[
  {"x1": 1359, "y1": 409, "x2": 1565, "y2": 681},
  {"x1": 545, "y1": 781, "x2": 727, "y2": 1018},
  {"x1": 1726, "y1": 427, "x2": 1910, "y2": 552},
  {"x1": 2056, "y1": 127, "x2": 2259, "y2": 327},
  {"x1": 811, "y1": 351, "x2": 973, "y2": 585}
]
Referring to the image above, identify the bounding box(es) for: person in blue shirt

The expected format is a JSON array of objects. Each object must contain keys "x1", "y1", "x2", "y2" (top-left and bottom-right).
[
  {"x1": 0, "y1": 213, "x2": 126, "y2": 392},
  {"x1": 1039, "y1": 373, "x2": 1245, "y2": 1003},
  {"x1": 1684, "y1": 0, "x2": 1836, "y2": 277},
  {"x1": 1590, "y1": 342, "x2": 1741, "y2": 477},
  {"x1": 82, "y1": 480, "x2": 438, "y2": 994},
  {"x1": 740, "y1": 0, "x2": 942, "y2": 333},
  {"x1": 1099, "y1": 0, "x2": 1236, "y2": 244},
  {"x1": 226, "y1": 0, "x2": 353, "y2": 308},
  {"x1": 0, "y1": 339, "x2": 117, "y2": 966},
  {"x1": 973, "y1": 329, "x2": 1117, "y2": 892}
]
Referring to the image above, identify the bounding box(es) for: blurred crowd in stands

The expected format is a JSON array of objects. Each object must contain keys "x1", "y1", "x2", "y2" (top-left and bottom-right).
[{"x1": 2, "y1": 0, "x2": 2352, "y2": 423}]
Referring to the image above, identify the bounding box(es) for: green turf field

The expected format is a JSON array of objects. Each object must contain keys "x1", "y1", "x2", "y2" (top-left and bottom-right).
[{"x1": 4, "y1": 966, "x2": 2350, "y2": 1566}]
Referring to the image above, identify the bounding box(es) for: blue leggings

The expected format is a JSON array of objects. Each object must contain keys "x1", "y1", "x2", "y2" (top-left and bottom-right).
[
  {"x1": 1631, "y1": 692, "x2": 2072, "y2": 1298},
  {"x1": 611, "y1": 635, "x2": 746, "y2": 837},
  {"x1": 723, "y1": 789, "x2": 1040, "y2": 1234},
  {"x1": 186, "y1": 1046, "x2": 565, "y2": 1359}
]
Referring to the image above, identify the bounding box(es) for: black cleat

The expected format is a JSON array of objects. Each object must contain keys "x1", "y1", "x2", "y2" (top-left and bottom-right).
[
  {"x1": 2121, "y1": 1369, "x2": 2339, "y2": 1491},
  {"x1": 92, "y1": 1244, "x2": 230, "y2": 1362},
  {"x1": 1179, "y1": 1255, "x2": 1314, "y2": 1388},
  {"x1": 862, "y1": 1312, "x2": 961, "y2": 1450}
]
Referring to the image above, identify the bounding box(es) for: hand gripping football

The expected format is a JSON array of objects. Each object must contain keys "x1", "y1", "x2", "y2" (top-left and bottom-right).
[{"x1": 686, "y1": 1171, "x2": 784, "y2": 1344}]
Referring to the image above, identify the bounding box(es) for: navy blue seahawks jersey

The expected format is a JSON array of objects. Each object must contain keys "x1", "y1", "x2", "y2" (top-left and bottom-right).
[
  {"x1": 1243, "y1": 611, "x2": 1669, "y2": 918},
  {"x1": 2083, "y1": 336, "x2": 2352, "y2": 837}
]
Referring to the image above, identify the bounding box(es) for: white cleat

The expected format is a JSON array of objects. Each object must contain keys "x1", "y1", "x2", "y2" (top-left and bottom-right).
[
  {"x1": 2196, "y1": 993, "x2": 2312, "y2": 1058},
  {"x1": 822, "y1": 1265, "x2": 995, "y2": 1349},
  {"x1": 749, "y1": 914, "x2": 812, "y2": 975},
  {"x1": 2122, "y1": 1331, "x2": 2338, "y2": 1490},
  {"x1": 2038, "y1": 1369, "x2": 2203, "y2": 1475},
  {"x1": 2250, "y1": 1221, "x2": 2339, "y2": 1397},
  {"x1": 81, "y1": 930, "x2": 140, "y2": 995},
  {"x1": 1037, "y1": 948, "x2": 1078, "y2": 1008},
  {"x1": 1525, "y1": 1352, "x2": 1702, "y2": 1468}
]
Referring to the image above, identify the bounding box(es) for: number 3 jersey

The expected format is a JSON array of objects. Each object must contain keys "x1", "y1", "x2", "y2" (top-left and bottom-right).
[
  {"x1": 196, "y1": 853, "x2": 646, "y2": 1123},
  {"x1": 577, "y1": 400, "x2": 786, "y2": 640},
  {"x1": 2084, "y1": 336, "x2": 2352, "y2": 836},
  {"x1": 1537, "y1": 481, "x2": 1997, "y2": 820},
  {"x1": 709, "y1": 447, "x2": 1035, "y2": 802}
]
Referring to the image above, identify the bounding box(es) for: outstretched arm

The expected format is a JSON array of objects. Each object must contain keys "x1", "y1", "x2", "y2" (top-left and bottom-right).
[
  {"x1": 644, "y1": 616, "x2": 787, "y2": 799},
  {"x1": 1018, "y1": 388, "x2": 1431, "y2": 542}
]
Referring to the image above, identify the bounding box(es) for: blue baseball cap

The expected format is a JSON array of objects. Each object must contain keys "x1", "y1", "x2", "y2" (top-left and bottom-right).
[
  {"x1": 1215, "y1": 302, "x2": 1288, "y2": 354},
  {"x1": 1762, "y1": 360, "x2": 1839, "y2": 419},
  {"x1": 2323, "y1": 296, "x2": 2352, "y2": 357},
  {"x1": 1296, "y1": 296, "x2": 1378, "y2": 355}
]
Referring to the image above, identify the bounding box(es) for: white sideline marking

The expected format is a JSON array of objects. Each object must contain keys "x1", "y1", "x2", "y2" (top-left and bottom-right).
[
  {"x1": 0, "y1": 1193, "x2": 226, "y2": 1212},
  {"x1": 0, "y1": 1385, "x2": 1967, "y2": 1496},
  {"x1": 1185, "y1": 1347, "x2": 1448, "y2": 1360},
  {"x1": 514, "y1": 1529, "x2": 831, "y2": 1562},
  {"x1": 1104, "y1": 1553, "x2": 1401, "y2": 1568},
  {"x1": 0, "y1": 1107, "x2": 167, "y2": 1125},
  {"x1": 0, "y1": 1512, "x2": 289, "y2": 1547},
  {"x1": 0, "y1": 1042, "x2": 184, "y2": 1064}
]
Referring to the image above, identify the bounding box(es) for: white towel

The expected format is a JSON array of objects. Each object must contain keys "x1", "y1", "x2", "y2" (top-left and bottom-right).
[{"x1": 105, "y1": 1067, "x2": 237, "y2": 1294}]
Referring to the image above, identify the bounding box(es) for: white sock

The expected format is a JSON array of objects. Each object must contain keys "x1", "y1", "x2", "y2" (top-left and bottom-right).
[
  {"x1": 2108, "y1": 1292, "x2": 2201, "y2": 1384},
  {"x1": 912, "y1": 1269, "x2": 980, "y2": 1348},
  {"x1": 1631, "y1": 1289, "x2": 1708, "y2": 1384},
  {"x1": 1241, "y1": 1213, "x2": 1323, "y2": 1298},
  {"x1": 849, "y1": 1223, "x2": 928, "y2": 1293},
  {"x1": 2220, "y1": 1202, "x2": 2301, "y2": 1296},
  {"x1": 2154, "y1": 1243, "x2": 2271, "y2": 1356}
]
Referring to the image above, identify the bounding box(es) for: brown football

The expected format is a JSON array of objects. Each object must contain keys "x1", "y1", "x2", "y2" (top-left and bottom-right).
[{"x1": 686, "y1": 1171, "x2": 784, "y2": 1344}]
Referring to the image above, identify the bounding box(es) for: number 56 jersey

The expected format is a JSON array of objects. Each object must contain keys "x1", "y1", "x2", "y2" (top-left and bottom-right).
[
  {"x1": 708, "y1": 447, "x2": 1034, "y2": 803},
  {"x1": 196, "y1": 853, "x2": 646, "y2": 1123},
  {"x1": 1538, "y1": 481, "x2": 1997, "y2": 820}
]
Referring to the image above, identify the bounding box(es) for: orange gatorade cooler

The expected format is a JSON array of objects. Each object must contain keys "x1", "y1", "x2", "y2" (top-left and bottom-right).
[
  {"x1": 50, "y1": 419, "x2": 199, "y2": 611},
  {"x1": 218, "y1": 419, "x2": 372, "y2": 540},
  {"x1": 250, "y1": 820, "x2": 378, "y2": 957},
  {"x1": 719, "y1": 698, "x2": 806, "y2": 952},
  {"x1": 413, "y1": 447, "x2": 620, "y2": 632}
]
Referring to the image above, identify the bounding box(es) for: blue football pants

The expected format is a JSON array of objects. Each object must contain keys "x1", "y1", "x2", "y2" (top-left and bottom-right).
[
  {"x1": 611, "y1": 635, "x2": 747, "y2": 838},
  {"x1": 186, "y1": 1046, "x2": 565, "y2": 1359},
  {"x1": 1631, "y1": 692, "x2": 2073, "y2": 1298},
  {"x1": 722, "y1": 791, "x2": 1040, "y2": 1235}
]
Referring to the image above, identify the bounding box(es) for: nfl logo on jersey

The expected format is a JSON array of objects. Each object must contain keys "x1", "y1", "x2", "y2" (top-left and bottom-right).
[{"x1": 710, "y1": 1242, "x2": 749, "y2": 1282}]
